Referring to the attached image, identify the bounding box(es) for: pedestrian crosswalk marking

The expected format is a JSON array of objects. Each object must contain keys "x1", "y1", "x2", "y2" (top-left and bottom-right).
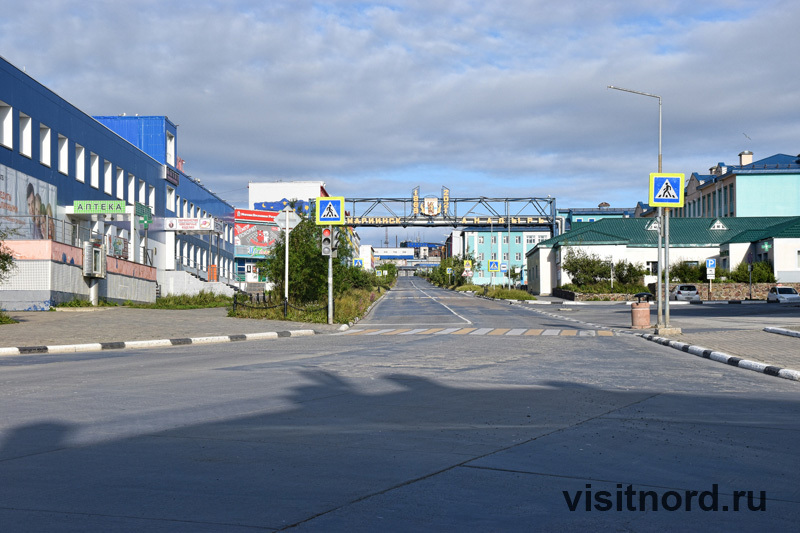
[{"x1": 337, "y1": 327, "x2": 615, "y2": 337}]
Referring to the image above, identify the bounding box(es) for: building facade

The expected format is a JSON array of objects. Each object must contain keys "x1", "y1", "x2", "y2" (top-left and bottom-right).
[
  {"x1": 675, "y1": 151, "x2": 800, "y2": 219},
  {"x1": 0, "y1": 56, "x2": 236, "y2": 309}
]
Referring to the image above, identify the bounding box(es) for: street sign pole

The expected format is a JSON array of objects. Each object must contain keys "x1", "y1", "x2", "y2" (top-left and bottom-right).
[
  {"x1": 328, "y1": 225, "x2": 333, "y2": 325},
  {"x1": 284, "y1": 208, "x2": 290, "y2": 311},
  {"x1": 657, "y1": 207, "x2": 663, "y2": 328},
  {"x1": 649, "y1": 173, "x2": 684, "y2": 334},
  {"x1": 665, "y1": 207, "x2": 671, "y2": 326}
]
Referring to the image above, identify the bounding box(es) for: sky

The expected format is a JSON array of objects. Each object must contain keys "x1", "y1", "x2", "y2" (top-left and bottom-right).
[{"x1": 2, "y1": 0, "x2": 799, "y2": 246}]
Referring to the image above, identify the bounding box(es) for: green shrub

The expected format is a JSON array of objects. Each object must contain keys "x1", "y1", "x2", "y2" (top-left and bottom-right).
[{"x1": 486, "y1": 288, "x2": 536, "y2": 300}]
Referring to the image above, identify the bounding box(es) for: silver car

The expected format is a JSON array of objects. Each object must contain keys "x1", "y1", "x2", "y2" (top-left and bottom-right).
[
  {"x1": 670, "y1": 284, "x2": 699, "y2": 301},
  {"x1": 766, "y1": 286, "x2": 800, "y2": 303}
]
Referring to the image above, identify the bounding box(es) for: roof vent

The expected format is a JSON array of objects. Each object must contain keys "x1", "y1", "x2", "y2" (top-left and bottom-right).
[{"x1": 709, "y1": 219, "x2": 727, "y2": 231}]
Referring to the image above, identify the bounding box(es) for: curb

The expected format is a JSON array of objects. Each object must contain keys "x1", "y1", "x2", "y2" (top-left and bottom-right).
[
  {"x1": 638, "y1": 333, "x2": 800, "y2": 382},
  {"x1": 764, "y1": 326, "x2": 800, "y2": 339},
  {"x1": 0, "y1": 329, "x2": 317, "y2": 356}
]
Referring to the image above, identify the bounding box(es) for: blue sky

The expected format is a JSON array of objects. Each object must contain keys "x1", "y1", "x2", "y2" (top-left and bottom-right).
[{"x1": 1, "y1": 0, "x2": 798, "y2": 245}]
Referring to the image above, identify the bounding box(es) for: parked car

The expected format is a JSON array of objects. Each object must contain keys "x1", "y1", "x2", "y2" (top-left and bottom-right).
[
  {"x1": 670, "y1": 284, "x2": 699, "y2": 301},
  {"x1": 766, "y1": 286, "x2": 800, "y2": 303}
]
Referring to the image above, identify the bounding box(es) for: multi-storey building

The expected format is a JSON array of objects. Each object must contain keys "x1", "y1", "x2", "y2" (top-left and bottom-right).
[{"x1": 0, "y1": 55, "x2": 236, "y2": 309}]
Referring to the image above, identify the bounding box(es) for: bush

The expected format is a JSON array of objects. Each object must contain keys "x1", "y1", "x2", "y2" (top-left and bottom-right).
[
  {"x1": 485, "y1": 288, "x2": 536, "y2": 300},
  {"x1": 670, "y1": 260, "x2": 705, "y2": 283},
  {"x1": 727, "y1": 261, "x2": 776, "y2": 283}
]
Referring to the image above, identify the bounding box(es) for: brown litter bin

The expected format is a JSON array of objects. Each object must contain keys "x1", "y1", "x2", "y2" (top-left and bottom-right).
[{"x1": 631, "y1": 301, "x2": 651, "y2": 329}]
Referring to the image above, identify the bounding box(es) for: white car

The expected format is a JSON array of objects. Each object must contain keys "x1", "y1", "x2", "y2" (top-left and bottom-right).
[
  {"x1": 766, "y1": 286, "x2": 800, "y2": 303},
  {"x1": 670, "y1": 284, "x2": 699, "y2": 301}
]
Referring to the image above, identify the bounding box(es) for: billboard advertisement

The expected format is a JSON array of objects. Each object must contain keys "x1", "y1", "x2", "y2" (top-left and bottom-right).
[
  {"x1": 234, "y1": 222, "x2": 282, "y2": 259},
  {"x1": 0, "y1": 164, "x2": 58, "y2": 239}
]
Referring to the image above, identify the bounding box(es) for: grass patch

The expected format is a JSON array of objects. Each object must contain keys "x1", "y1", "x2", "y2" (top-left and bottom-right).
[
  {"x1": 456, "y1": 284, "x2": 483, "y2": 292},
  {"x1": 0, "y1": 311, "x2": 18, "y2": 324},
  {"x1": 229, "y1": 287, "x2": 383, "y2": 324},
  {"x1": 485, "y1": 288, "x2": 536, "y2": 301},
  {"x1": 54, "y1": 298, "x2": 117, "y2": 308},
  {"x1": 126, "y1": 290, "x2": 233, "y2": 309}
]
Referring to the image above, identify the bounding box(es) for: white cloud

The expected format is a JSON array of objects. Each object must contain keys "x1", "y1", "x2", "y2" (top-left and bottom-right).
[{"x1": 2, "y1": 0, "x2": 798, "y2": 244}]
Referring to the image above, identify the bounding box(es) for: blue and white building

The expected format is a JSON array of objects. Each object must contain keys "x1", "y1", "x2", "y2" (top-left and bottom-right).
[{"x1": 0, "y1": 55, "x2": 235, "y2": 309}]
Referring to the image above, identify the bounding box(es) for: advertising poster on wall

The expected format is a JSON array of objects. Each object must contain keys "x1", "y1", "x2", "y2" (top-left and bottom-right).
[
  {"x1": 234, "y1": 222, "x2": 281, "y2": 258},
  {"x1": 0, "y1": 164, "x2": 59, "y2": 239}
]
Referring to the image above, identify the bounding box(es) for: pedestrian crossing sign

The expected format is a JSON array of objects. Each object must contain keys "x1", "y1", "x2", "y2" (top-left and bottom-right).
[
  {"x1": 316, "y1": 197, "x2": 345, "y2": 225},
  {"x1": 353, "y1": 258, "x2": 363, "y2": 268},
  {"x1": 649, "y1": 173, "x2": 685, "y2": 207},
  {"x1": 488, "y1": 260, "x2": 500, "y2": 272}
]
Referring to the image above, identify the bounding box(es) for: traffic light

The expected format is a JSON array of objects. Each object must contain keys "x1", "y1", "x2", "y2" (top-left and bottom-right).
[{"x1": 321, "y1": 227, "x2": 332, "y2": 256}]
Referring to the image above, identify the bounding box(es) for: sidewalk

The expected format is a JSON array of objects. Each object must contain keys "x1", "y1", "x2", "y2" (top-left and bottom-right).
[
  {"x1": 523, "y1": 299, "x2": 800, "y2": 381},
  {"x1": 0, "y1": 307, "x2": 342, "y2": 354}
]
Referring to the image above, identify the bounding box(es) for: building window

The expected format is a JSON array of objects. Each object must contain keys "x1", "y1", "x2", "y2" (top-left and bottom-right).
[
  {"x1": 515, "y1": 253, "x2": 522, "y2": 261},
  {"x1": 148, "y1": 185, "x2": 155, "y2": 210},
  {"x1": 515, "y1": 236, "x2": 521, "y2": 244},
  {"x1": 502, "y1": 236, "x2": 509, "y2": 244},
  {"x1": 116, "y1": 168, "x2": 125, "y2": 200},
  {"x1": 526, "y1": 235, "x2": 535, "y2": 244},
  {"x1": 75, "y1": 144, "x2": 85, "y2": 182},
  {"x1": 127, "y1": 173, "x2": 135, "y2": 202},
  {"x1": 166, "y1": 131, "x2": 175, "y2": 167},
  {"x1": 647, "y1": 261, "x2": 658, "y2": 275},
  {"x1": 138, "y1": 180, "x2": 146, "y2": 205},
  {"x1": 478, "y1": 236, "x2": 484, "y2": 244},
  {"x1": 478, "y1": 253, "x2": 484, "y2": 261},
  {"x1": 491, "y1": 253, "x2": 497, "y2": 260},
  {"x1": 39, "y1": 124, "x2": 51, "y2": 166},
  {"x1": 90, "y1": 152, "x2": 99, "y2": 188},
  {"x1": 57, "y1": 135, "x2": 68, "y2": 174},
  {"x1": 167, "y1": 186, "x2": 176, "y2": 212},
  {"x1": 503, "y1": 253, "x2": 509, "y2": 261},
  {"x1": 183, "y1": 199, "x2": 188, "y2": 218},
  {"x1": 104, "y1": 161, "x2": 113, "y2": 195},
  {"x1": 0, "y1": 100, "x2": 11, "y2": 148},
  {"x1": 491, "y1": 235, "x2": 496, "y2": 244},
  {"x1": 19, "y1": 112, "x2": 32, "y2": 157}
]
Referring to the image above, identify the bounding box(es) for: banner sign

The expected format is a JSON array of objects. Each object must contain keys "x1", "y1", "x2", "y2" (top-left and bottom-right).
[
  {"x1": 235, "y1": 209, "x2": 279, "y2": 223},
  {"x1": 163, "y1": 218, "x2": 215, "y2": 231},
  {"x1": 73, "y1": 200, "x2": 126, "y2": 215},
  {"x1": 0, "y1": 164, "x2": 59, "y2": 239}
]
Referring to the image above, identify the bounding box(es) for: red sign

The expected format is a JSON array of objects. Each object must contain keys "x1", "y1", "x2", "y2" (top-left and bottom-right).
[{"x1": 235, "y1": 209, "x2": 279, "y2": 223}]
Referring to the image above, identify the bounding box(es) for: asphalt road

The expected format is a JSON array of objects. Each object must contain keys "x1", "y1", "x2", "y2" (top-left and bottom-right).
[{"x1": 1, "y1": 277, "x2": 798, "y2": 531}]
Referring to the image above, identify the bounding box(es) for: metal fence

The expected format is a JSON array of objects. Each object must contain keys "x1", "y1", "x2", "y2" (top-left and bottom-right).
[{"x1": 1, "y1": 215, "x2": 139, "y2": 262}]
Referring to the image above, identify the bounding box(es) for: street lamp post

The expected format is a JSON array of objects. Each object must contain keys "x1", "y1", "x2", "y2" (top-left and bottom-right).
[{"x1": 607, "y1": 85, "x2": 668, "y2": 329}]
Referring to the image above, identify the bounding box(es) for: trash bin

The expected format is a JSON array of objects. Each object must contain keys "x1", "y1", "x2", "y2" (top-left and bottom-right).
[{"x1": 631, "y1": 292, "x2": 653, "y2": 329}]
